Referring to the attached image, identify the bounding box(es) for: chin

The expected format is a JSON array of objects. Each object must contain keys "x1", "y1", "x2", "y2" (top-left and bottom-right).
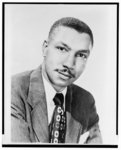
[
  {"x1": 53, "y1": 80, "x2": 68, "y2": 87},
  {"x1": 55, "y1": 79, "x2": 74, "y2": 88}
]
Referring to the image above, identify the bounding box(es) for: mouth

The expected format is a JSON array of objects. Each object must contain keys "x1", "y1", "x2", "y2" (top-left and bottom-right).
[
  {"x1": 56, "y1": 69, "x2": 74, "y2": 79},
  {"x1": 58, "y1": 71, "x2": 72, "y2": 78}
]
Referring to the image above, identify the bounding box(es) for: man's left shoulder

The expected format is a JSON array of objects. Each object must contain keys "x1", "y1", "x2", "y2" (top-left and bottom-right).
[{"x1": 71, "y1": 84, "x2": 95, "y2": 105}]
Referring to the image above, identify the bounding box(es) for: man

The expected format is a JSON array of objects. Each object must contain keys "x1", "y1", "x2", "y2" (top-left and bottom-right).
[{"x1": 11, "y1": 17, "x2": 102, "y2": 143}]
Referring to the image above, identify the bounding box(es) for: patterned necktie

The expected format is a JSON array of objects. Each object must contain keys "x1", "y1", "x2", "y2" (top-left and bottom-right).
[{"x1": 49, "y1": 93, "x2": 66, "y2": 143}]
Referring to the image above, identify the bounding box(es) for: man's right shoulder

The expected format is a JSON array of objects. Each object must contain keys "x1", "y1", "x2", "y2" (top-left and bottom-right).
[
  {"x1": 11, "y1": 70, "x2": 34, "y2": 98},
  {"x1": 12, "y1": 70, "x2": 33, "y2": 88}
]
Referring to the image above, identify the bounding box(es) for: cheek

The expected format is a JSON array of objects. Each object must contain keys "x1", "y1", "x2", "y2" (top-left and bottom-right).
[
  {"x1": 45, "y1": 51, "x2": 62, "y2": 67},
  {"x1": 46, "y1": 48, "x2": 64, "y2": 65},
  {"x1": 75, "y1": 61, "x2": 86, "y2": 75}
]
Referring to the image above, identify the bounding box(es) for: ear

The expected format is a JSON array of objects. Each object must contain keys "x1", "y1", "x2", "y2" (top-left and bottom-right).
[{"x1": 42, "y1": 40, "x2": 48, "y2": 57}]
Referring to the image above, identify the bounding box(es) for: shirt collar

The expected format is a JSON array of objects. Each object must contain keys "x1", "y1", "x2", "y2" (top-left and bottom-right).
[{"x1": 42, "y1": 71, "x2": 67, "y2": 106}]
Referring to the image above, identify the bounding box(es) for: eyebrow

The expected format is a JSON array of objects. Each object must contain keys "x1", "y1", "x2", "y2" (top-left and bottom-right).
[
  {"x1": 78, "y1": 50, "x2": 90, "y2": 55},
  {"x1": 60, "y1": 41, "x2": 90, "y2": 55},
  {"x1": 60, "y1": 42, "x2": 71, "y2": 50}
]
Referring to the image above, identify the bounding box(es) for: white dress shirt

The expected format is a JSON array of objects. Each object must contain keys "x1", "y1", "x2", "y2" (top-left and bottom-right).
[{"x1": 42, "y1": 73, "x2": 67, "y2": 124}]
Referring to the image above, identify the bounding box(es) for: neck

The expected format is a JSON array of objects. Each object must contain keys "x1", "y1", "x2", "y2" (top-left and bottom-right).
[{"x1": 42, "y1": 62, "x2": 65, "y2": 92}]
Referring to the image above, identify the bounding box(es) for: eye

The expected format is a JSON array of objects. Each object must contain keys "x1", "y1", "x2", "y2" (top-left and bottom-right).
[
  {"x1": 76, "y1": 53, "x2": 87, "y2": 60},
  {"x1": 56, "y1": 46, "x2": 67, "y2": 52}
]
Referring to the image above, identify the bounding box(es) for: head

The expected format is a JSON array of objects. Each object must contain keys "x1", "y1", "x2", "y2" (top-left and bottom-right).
[{"x1": 42, "y1": 17, "x2": 94, "y2": 92}]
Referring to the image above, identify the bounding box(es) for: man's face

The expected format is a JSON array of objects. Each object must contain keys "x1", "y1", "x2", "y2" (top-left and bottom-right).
[{"x1": 42, "y1": 26, "x2": 92, "y2": 91}]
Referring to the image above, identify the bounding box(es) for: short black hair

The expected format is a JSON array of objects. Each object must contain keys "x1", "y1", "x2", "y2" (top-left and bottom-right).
[{"x1": 48, "y1": 17, "x2": 94, "y2": 46}]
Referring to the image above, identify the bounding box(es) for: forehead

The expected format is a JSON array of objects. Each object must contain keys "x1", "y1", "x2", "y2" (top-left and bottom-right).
[{"x1": 50, "y1": 26, "x2": 92, "y2": 50}]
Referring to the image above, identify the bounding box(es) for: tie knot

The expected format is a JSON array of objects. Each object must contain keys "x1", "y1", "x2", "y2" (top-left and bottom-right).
[{"x1": 53, "y1": 93, "x2": 64, "y2": 106}]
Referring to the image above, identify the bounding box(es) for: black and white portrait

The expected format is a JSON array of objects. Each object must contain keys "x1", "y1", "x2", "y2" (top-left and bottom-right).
[{"x1": 2, "y1": 3, "x2": 118, "y2": 146}]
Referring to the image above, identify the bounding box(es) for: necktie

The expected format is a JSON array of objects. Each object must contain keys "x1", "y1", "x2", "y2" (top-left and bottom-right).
[{"x1": 49, "y1": 93, "x2": 66, "y2": 143}]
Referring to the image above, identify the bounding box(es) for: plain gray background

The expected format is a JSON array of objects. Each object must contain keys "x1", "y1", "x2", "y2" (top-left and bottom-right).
[{"x1": 4, "y1": 4, "x2": 117, "y2": 144}]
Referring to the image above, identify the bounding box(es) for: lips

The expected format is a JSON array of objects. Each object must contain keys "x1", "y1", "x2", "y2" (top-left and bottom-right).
[
  {"x1": 58, "y1": 71, "x2": 72, "y2": 78},
  {"x1": 56, "y1": 69, "x2": 74, "y2": 80}
]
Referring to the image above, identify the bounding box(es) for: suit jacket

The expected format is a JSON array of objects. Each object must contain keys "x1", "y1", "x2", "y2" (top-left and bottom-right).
[{"x1": 11, "y1": 66, "x2": 102, "y2": 143}]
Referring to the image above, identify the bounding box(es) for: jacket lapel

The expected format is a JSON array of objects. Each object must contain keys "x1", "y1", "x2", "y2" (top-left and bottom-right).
[
  {"x1": 27, "y1": 66, "x2": 49, "y2": 143},
  {"x1": 65, "y1": 86, "x2": 82, "y2": 143}
]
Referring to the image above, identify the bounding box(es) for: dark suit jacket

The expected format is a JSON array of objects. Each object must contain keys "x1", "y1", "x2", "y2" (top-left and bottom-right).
[{"x1": 11, "y1": 66, "x2": 102, "y2": 143}]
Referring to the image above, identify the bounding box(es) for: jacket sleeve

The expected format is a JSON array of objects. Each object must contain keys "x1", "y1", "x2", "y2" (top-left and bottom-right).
[
  {"x1": 85, "y1": 123, "x2": 102, "y2": 144},
  {"x1": 85, "y1": 94, "x2": 102, "y2": 144},
  {"x1": 11, "y1": 75, "x2": 31, "y2": 143}
]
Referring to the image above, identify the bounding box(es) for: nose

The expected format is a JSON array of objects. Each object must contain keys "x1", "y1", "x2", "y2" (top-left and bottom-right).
[{"x1": 63, "y1": 54, "x2": 75, "y2": 70}]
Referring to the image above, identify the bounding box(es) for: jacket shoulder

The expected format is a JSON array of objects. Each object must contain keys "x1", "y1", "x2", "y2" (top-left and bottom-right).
[{"x1": 11, "y1": 70, "x2": 33, "y2": 95}]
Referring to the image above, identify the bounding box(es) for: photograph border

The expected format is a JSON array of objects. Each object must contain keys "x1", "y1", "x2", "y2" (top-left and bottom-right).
[{"x1": 2, "y1": 2, "x2": 119, "y2": 148}]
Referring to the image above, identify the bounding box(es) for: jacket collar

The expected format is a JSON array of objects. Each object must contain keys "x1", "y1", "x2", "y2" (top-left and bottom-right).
[{"x1": 27, "y1": 65, "x2": 46, "y2": 108}]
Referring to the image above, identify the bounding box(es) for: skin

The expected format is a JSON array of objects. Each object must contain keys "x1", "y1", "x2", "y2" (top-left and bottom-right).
[{"x1": 42, "y1": 26, "x2": 92, "y2": 92}]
